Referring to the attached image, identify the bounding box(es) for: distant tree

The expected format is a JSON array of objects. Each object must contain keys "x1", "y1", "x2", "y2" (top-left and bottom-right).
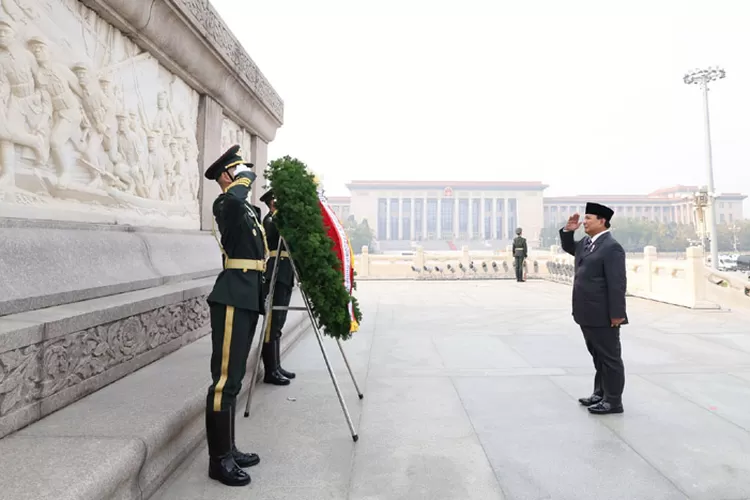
[{"x1": 344, "y1": 216, "x2": 375, "y2": 254}]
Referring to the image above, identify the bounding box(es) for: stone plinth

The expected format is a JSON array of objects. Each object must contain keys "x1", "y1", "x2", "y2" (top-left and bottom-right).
[{"x1": 0, "y1": 0, "x2": 284, "y2": 442}]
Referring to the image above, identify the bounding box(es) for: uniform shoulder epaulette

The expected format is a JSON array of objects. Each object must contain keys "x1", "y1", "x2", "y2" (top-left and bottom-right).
[{"x1": 227, "y1": 177, "x2": 251, "y2": 190}]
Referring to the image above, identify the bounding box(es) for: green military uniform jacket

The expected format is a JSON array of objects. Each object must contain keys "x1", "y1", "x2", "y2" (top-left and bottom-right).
[
  {"x1": 513, "y1": 236, "x2": 528, "y2": 259},
  {"x1": 207, "y1": 171, "x2": 268, "y2": 313},
  {"x1": 263, "y1": 211, "x2": 295, "y2": 288}
]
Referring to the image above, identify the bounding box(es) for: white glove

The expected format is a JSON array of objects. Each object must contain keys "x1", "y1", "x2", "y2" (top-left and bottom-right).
[{"x1": 233, "y1": 164, "x2": 252, "y2": 176}]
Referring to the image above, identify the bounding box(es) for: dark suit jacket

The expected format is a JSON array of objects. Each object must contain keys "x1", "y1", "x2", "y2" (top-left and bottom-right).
[
  {"x1": 207, "y1": 171, "x2": 266, "y2": 313},
  {"x1": 559, "y1": 229, "x2": 628, "y2": 327}
]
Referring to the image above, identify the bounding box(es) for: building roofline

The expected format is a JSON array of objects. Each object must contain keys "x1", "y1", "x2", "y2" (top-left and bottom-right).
[{"x1": 345, "y1": 180, "x2": 549, "y2": 191}]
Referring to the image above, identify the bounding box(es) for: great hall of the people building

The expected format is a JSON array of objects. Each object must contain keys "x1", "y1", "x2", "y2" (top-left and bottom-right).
[{"x1": 325, "y1": 181, "x2": 746, "y2": 250}]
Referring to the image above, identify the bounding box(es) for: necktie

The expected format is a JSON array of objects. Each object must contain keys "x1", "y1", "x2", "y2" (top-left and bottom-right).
[{"x1": 584, "y1": 237, "x2": 593, "y2": 253}]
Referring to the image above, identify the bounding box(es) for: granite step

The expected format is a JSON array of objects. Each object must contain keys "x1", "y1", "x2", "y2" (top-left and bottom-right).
[{"x1": 0, "y1": 305, "x2": 309, "y2": 500}]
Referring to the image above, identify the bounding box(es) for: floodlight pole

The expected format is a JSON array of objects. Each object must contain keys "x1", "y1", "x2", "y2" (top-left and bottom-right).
[{"x1": 683, "y1": 66, "x2": 725, "y2": 269}]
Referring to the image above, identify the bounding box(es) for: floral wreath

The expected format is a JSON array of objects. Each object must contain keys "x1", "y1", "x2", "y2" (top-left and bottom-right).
[{"x1": 265, "y1": 156, "x2": 362, "y2": 340}]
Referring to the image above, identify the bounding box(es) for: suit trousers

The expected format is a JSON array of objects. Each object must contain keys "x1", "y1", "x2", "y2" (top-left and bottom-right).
[
  {"x1": 206, "y1": 303, "x2": 259, "y2": 413},
  {"x1": 580, "y1": 325, "x2": 625, "y2": 406},
  {"x1": 514, "y1": 256, "x2": 525, "y2": 281},
  {"x1": 264, "y1": 283, "x2": 294, "y2": 343}
]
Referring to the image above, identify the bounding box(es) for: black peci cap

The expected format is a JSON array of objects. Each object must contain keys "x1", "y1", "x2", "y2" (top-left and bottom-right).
[{"x1": 585, "y1": 202, "x2": 615, "y2": 221}]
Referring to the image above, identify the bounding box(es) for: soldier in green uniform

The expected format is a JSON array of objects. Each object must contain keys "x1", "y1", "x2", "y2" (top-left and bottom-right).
[
  {"x1": 513, "y1": 227, "x2": 528, "y2": 282},
  {"x1": 259, "y1": 188, "x2": 296, "y2": 385},
  {"x1": 203, "y1": 144, "x2": 269, "y2": 487}
]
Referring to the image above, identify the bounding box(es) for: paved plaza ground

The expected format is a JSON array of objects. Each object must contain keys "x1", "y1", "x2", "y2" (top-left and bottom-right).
[{"x1": 153, "y1": 280, "x2": 750, "y2": 500}]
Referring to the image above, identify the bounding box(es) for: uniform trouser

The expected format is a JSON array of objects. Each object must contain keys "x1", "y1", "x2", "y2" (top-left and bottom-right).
[
  {"x1": 514, "y1": 256, "x2": 525, "y2": 280},
  {"x1": 206, "y1": 303, "x2": 259, "y2": 413},
  {"x1": 264, "y1": 283, "x2": 294, "y2": 344},
  {"x1": 580, "y1": 326, "x2": 625, "y2": 406}
]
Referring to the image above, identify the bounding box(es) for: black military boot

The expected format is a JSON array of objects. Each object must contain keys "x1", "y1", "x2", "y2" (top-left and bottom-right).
[
  {"x1": 262, "y1": 342, "x2": 290, "y2": 385},
  {"x1": 206, "y1": 410, "x2": 251, "y2": 486},
  {"x1": 229, "y1": 403, "x2": 260, "y2": 468},
  {"x1": 275, "y1": 338, "x2": 296, "y2": 380}
]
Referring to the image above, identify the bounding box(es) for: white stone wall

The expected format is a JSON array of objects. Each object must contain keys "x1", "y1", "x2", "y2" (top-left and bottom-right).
[
  {"x1": 0, "y1": 0, "x2": 202, "y2": 228},
  {"x1": 220, "y1": 116, "x2": 253, "y2": 163}
]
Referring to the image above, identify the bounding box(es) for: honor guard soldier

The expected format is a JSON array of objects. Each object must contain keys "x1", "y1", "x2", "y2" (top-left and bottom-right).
[
  {"x1": 260, "y1": 188, "x2": 296, "y2": 385},
  {"x1": 203, "y1": 144, "x2": 269, "y2": 487},
  {"x1": 513, "y1": 227, "x2": 528, "y2": 282}
]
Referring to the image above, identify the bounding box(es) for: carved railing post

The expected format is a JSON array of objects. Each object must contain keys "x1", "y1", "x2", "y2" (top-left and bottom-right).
[
  {"x1": 643, "y1": 245, "x2": 657, "y2": 293},
  {"x1": 685, "y1": 246, "x2": 706, "y2": 307},
  {"x1": 415, "y1": 246, "x2": 425, "y2": 269},
  {"x1": 358, "y1": 246, "x2": 370, "y2": 277},
  {"x1": 461, "y1": 245, "x2": 470, "y2": 268}
]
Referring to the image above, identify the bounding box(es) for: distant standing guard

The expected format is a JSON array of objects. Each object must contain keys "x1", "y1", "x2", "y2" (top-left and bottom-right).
[
  {"x1": 203, "y1": 145, "x2": 269, "y2": 487},
  {"x1": 260, "y1": 188, "x2": 296, "y2": 385},
  {"x1": 512, "y1": 227, "x2": 528, "y2": 282},
  {"x1": 559, "y1": 202, "x2": 628, "y2": 415}
]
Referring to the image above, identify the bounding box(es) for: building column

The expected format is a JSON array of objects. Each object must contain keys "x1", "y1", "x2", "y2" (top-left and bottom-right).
[
  {"x1": 250, "y1": 135, "x2": 268, "y2": 218},
  {"x1": 491, "y1": 198, "x2": 497, "y2": 239},
  {"x1": 480, "y1": 196, "x2": 486, "y2": 239},
  {"x1": 398, "y1": 197, "x2": 403, "y2": 240},
  {"x1": 409, "y1": 196, "x2": 424, "y2": 241},
  {"x1": 386, "y1": 197, "x2": 391, "y2": 240},
  {"x1": 504, "y1": 197, "x2": 510, "y2": 240},
  {"x1": 422, "y1": 198, "x2": 427, "y2": 239},
  {"x1": 197, "y1": 95, "x2": 224, "y2": 231},
  {"x1": 468, "y1": 196, "x2": 473, "y2": 239},
  {"x1": 436, "y1": 198, "x2": 442, "y2": 239},
  {"x1": 453, "y1": 197, "x2": 459, "y2": 239}
]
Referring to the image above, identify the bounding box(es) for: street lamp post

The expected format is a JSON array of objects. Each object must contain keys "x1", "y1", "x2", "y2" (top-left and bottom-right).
[{"x1": 683, "y1": 66, "x2": 726, "y2": 269}]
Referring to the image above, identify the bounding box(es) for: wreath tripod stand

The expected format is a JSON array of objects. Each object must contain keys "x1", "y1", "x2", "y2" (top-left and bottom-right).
[{"x1": 242, "y1": 236, "x2": 364, "y2": 442}]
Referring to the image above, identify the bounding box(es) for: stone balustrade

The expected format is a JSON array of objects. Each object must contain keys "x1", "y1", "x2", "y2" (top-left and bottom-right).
[{"x1": 355, "y1": 244, "x2": 750, "y2": 311}]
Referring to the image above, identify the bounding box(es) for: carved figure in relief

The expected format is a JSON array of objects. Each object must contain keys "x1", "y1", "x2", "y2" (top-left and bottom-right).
[
  {"x1": 0, "y1": 3, "x2": 201, "y2": 217},
  {"x1": 152, "y1": 91, "x2": 176, "y2": 138},
  {"x1": 71, "y1": 63, "x2": 112, "y2": 166},
  {"x1": 26, "y1": 36, "x2": 83, "y2": 185},
  {"x1": 116, "y1": 111, "x2": 139, "y2": 167},
  {"x1": 168, "y1": 139, "x2": 186, "y2": 200},
  {"x1": 94, "y1": 73, "x2": 119, "y2": 163},
  {"x1": 146, "y1": 132, "x2": 164, "y2": 199},
  {"x1": 0, "y1": 20, "x2": 46, "y2": 187},
  {"x1": 183, "y1": 141, "x2": 198, "y2": 200}
]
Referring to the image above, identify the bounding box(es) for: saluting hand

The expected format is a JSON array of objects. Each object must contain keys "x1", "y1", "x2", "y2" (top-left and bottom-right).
[{"x1": 564, "y1": 213, "x2": 582, "y2": 232}]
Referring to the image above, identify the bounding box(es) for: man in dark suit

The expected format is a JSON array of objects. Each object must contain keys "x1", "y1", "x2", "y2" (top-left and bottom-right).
[
  {"x1": 203, "y1": 144, "x2": 269, "y2": 486},
  {"x1": 512, "y1": 227, "x2": 528, "y2": 282},
  {"x1": 260, "y1": 188, "x2": 296, "y2": 385},
  {"x1": 559, "y1": 202, "x2": 627, "y2": 415}
]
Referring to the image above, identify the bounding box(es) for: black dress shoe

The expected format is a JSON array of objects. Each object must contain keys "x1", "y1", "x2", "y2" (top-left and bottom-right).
[
  {"x1": 232, "y1": 446, "x2": 260, "y2": 468},
  {"x1": 578, "y1": 395, "x2": 603, "y2": 406},
  {"x1": 206, "y1": 410, "x2": 251, "y2": 486},
  {"x1": 228, "y1": 404, "x2": 260, "y2": 468},
  {"x1": 275, "y1": 340, "x2": 296, "y2": 379},
  {"x1": 263, "y1": 369, "x2": 290, "y2": 386},
  {"x1": 587, "y1": 401, "x2": 624, "y2": 415}
]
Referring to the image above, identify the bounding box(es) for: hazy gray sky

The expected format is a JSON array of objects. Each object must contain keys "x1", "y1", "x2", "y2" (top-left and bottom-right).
[{"x1": 212, "y1": 0, "x2": 750, "y2": 210}]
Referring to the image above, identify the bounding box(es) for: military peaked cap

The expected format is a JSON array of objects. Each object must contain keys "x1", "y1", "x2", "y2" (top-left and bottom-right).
[
  {"x1": 585, "y1": 202, "x2": 615, "y2": 221},
  {"x1": 260, "y1": 188, "x2": 275, "y2": 206},
  {"x1": 204, "y1": 144, "x2": 253, "y2": 180}
]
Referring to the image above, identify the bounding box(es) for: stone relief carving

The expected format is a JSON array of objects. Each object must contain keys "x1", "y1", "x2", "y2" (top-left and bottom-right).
[
  {"x1": 0, "y1": 297, "x2": 209, "y2": 417},
  {"x1": 171, "y1": 0, "x2": 283, "y2": 121},
  {"x1": 0, "y1": 0, "x2": 201, "y2": 227},
  {"x1": 221, "y1": 116, "x2": 252, "y2": 160}
]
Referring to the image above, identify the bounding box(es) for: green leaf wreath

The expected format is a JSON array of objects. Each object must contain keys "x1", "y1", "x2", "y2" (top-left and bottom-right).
[{"x1": 265, "y1": 156, "x2": 362, "y2": 340}]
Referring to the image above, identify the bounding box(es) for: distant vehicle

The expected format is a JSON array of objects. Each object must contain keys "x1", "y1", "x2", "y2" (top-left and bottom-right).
[
  {"x1": 737, "y1": 255, "x2": 750, "y2": 272},
  {"x1": 718, "y1": 254, "x2": 738, "y2": 272}
]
